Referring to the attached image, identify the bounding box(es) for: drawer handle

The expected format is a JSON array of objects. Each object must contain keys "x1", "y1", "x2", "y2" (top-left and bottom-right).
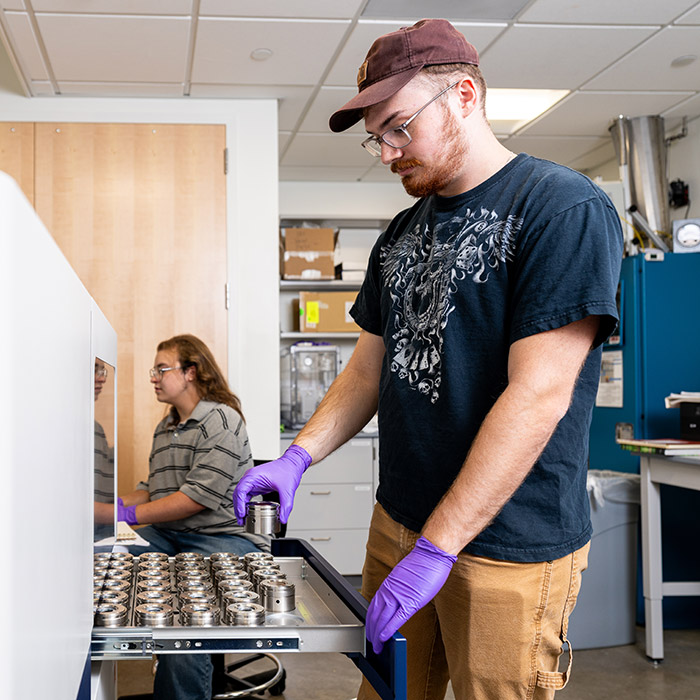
[
  {"x1": 310, "y1": 537, "x2": 331, "y2": 542},
  {"x1": 310, "y1": 490, "x2": 331, "y2": 496}
]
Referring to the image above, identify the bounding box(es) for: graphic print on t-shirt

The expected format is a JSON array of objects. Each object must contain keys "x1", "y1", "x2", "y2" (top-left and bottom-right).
[{"x1": 381, "y1": 205, "x2": 520, "y2": 403}]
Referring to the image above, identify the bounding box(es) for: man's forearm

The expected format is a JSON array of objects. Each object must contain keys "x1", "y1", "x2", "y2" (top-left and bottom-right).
[{"x1": 422, "y1": 379, "x2": 568, "y2": 554}]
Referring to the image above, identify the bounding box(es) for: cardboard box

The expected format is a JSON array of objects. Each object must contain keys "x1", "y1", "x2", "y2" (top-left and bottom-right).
[
  {"x1": 298, "y1": 291, "x2": 360, "y2": 333},
  {"x1": 281, "y1": 228, "x2": 338, "y2": 280}
]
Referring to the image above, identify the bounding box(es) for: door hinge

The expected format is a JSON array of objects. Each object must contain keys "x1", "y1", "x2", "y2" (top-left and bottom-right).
[
  {"x1": 223, "y1": 148, "x2": 228, "y2": 175},
  {"x1": 225, "y1": 283, "x2": 230, "y2": 310}
]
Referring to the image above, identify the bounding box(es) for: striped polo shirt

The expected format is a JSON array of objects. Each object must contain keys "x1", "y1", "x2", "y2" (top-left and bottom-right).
[{"x1": 137, "y1": 399, "x2": 266, "y2": 546}]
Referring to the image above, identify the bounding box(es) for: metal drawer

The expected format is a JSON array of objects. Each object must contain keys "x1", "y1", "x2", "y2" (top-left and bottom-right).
[{"x1": 92, "y1": 539, "x2": 407, "y2": 700}]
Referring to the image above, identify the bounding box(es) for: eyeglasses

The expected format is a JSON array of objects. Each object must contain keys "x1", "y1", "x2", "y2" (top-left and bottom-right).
[
  {"x1": 361, "y1": 80, "x2": 460, "y2": 157},
  {"x1": 95, "y1": 366, "x2": 108, "y2": 379},
  {"x1": 149, "y1": 366, "x2": 182, "y2": 380}
]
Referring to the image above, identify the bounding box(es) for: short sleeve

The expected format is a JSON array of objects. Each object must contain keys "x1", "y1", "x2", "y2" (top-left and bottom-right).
[
  {"x1": 509, "y1": 193, "x2": 623, "y2": 348},
  {"x1": 350, "y1": 231, "x2": 385, "y2": 335}
]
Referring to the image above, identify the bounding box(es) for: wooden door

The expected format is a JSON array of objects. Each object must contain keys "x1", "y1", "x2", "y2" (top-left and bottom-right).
[
  {"x1": 34, "y1": 123, "x2": 227, "y2": 493},
  {"x1": 0, "y1": 122, "x2": 34, "y2": 203}
]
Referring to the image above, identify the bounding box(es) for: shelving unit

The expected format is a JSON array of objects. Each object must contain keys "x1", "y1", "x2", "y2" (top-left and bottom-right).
[{"x1": 278, "y1": 219, "x2": 385, "y2": 575}]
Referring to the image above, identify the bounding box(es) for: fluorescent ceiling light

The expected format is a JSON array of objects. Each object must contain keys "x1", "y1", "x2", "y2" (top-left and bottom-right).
[{"x1": 486, "y1": 88, "x2": 569, "y2": 134}]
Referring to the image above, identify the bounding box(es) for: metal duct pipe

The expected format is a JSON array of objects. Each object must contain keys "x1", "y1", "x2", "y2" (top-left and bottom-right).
[{"x1": 609, "y1": 115, "x2": 670, "y2": 242}]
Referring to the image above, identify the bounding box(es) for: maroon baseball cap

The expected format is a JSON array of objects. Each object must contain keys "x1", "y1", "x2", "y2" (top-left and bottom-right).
[{"x1": 329, "y1": 18, "x2": 479, "y2": 133}]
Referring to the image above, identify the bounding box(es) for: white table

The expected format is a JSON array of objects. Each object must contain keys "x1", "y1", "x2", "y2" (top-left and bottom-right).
[{"x1": 640, "y1": 454, "x2": 700, "y2": 660}]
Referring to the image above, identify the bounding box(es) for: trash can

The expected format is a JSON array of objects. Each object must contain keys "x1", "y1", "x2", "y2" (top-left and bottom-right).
[{"x1": 568, "y1": 469, "x2": 641, "y2": 649}]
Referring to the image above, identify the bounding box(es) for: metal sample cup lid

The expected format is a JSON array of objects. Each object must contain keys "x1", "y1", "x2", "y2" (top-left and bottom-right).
[{"x1": 138, "y1": 552, "x2": 169, "y2": 562}]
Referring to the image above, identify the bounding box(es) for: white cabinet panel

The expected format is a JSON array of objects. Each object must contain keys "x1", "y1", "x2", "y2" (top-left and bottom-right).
[
  {"x1": 281, "y1": 437, "x2": 374, "y2": 483},
  {"x1": 285, "y1": 528, "x2": 368, "y2": 576},
  {"x1": 290, "y1": 483, "x2": 373, "y2": 530}
]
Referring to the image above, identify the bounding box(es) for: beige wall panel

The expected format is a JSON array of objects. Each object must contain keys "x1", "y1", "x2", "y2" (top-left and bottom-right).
[
  {"x1": 35, "y1": 123, "x2": 227, "y2": 493},
  {"x1": 0, "y1": 122, "x2": 34, "y2": 203}
]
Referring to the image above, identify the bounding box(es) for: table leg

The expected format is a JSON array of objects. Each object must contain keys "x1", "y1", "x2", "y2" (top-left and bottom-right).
[{"x1": 640, "y1": 455, "x2": 664, "y2": 661}]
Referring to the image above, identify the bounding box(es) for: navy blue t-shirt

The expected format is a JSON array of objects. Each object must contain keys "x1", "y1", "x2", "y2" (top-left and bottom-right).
[{"x1": 351, "y1": 154, "x2": 623, "y2": 562}]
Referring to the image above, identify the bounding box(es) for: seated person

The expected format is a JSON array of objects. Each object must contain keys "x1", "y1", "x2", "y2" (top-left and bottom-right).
[{"x1": 118, "y1": 333, "x2": 265, "y2": 700}]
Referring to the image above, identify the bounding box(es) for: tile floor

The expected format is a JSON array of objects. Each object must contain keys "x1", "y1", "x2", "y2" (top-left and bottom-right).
[{"x1": 116, "y1": 626, "x2": 700, "y2": 699}]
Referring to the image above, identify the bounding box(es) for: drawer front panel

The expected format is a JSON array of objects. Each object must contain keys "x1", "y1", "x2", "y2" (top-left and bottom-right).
[
  {"x1": 289, "y1": 483, "x2": 373, "y2": 530},
  {"x1": 284, "y1": 528, "x2": 369, "y2": 576},
  {"x1": 281, "y1": 438, "x2": 373, "y2": 483}
]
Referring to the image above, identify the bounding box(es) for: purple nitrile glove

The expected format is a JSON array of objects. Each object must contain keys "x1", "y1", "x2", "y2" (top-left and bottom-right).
[
  {"x1": 232, "y1": 445, "x2": 312, "y2": 524},
  {"x1": 117, "y1": 497, "x2": 139, "y2": 526},
  {"x1": 365, "y1": 535, "x2": 457, "y2": 654}
]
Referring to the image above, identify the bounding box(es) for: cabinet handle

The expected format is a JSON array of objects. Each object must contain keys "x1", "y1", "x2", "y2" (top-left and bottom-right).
[
  {"x1": 310, "y1": 490, "x2": 331, "y2": 496},
  {"x1": 310, "y1": 537, "x2": 331, "y2": 541}
]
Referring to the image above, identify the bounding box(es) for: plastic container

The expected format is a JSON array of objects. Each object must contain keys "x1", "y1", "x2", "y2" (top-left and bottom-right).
[{"x1": 568, "y1": 469, "x2": 641, "y2": 649}]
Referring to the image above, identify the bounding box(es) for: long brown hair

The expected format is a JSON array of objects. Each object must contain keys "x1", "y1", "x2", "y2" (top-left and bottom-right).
[{"x1": 157, "y1": 334, "x2": 245, "y2": 422}]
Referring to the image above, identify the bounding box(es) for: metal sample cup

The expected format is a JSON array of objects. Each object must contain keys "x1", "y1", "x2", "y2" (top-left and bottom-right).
[
  {"x1": 175, "y1": 570, "x2": 210, "y2": 584},
  {"x1": 179, "y1": 590, "x2": 216, "y2": 607},
  {"x1": 103, "y1": 579, "x2": 131, "y2": 594},
  {"x1": 243, "y1": 551, "x2": 275, "y2": 572},
  {"x1": 209, "y1": 552, "x2": 241, "y2": 567},
  {"x1": 110, "y1": 552, "x2": 134, "y2": 563},
  {"x1": 137, "y1": 559, "x2": 169, "y2": 572},
  {"x1": 218, "y1": 579, "x2": 254, "y2": 604},
  {"x1": 99, "y1": 590, "x2": 130, "y2": 607},
  {"x1": 105, "y1": 568, "x2": 131, "y2": 581},
  {"x1": 253, "y1": 568, "x2": 286, "y2": 592},
  {"x1": 214, "y1": 568, "x2": 249, "y2": 590},
  {"x1": 136, "y1": 579, "x2": 170, "y2": 594},
  {"x1": 137, "y1": 569, "x2": 170, "y2": 583},
  {"x1": 180, "y1": 602, "x2": 220, "y2": 627},
  {"x1": 108, "y1": 559, "x2": 134, "y2": 571},
  {"x1": 136, "y1": 590, "x2": 174, "y2": 607},
  {"x1": 174, "y1": 551, "x2": 204, "y2": 564},
  {"x1": 94, "y1": 603, "x2": 128, "y2": 627},
  {"x1": 138, "y1": 552, "x2": 169, "y2": 562},
  {"x1": 245, "y1": 501, "x2": 281, "y2": 535},
  {"x1": 177, "y1": 579, "x2": 214, "y2": 597},
  {"x1": 259, "y1": 579, "x2": 296, "y2": 612},
  {"x1": 225, "y1": 602, "x2": 266, "y2": 626},
  {"x1": 135, "y1": 603, "x2": 174, "y2": 627},
  {"x1": 210, "y1": 559, "x2": 244, "y2": 574}
]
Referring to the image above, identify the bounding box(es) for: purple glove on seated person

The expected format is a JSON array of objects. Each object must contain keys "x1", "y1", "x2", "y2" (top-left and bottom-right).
[
  {"x1": 117, "y1": 497, "x2": 139, "y2": 526},
  {"x1": 232, "y1": 445, "x2": 312, "y2": 524},
  {"x1": 365, "y1": 535, "x2": 457, "y2": 654}
]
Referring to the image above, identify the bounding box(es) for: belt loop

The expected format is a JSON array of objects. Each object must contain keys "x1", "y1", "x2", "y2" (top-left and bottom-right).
[{"x1": 536, "y1": 638, "x2": 573, "y2": 690}]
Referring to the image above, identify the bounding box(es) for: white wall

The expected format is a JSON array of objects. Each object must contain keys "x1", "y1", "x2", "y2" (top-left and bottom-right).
[
  {"x1": 0, "y1": 91, "x2": 281, "y2": 459},
  {"x1": 0, "y1": 172, "x2": 95, "y2": 700}
]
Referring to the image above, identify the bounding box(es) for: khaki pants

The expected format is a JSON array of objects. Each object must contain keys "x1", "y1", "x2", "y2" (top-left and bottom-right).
[{"x1": 357, "y1": 504, "x2": 589, "y2": 700}]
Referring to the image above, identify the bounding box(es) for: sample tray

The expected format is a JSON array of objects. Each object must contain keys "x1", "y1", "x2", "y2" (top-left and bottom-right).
[{"x1": 91, "y1": 539, "x2": 406, "y2": 700}]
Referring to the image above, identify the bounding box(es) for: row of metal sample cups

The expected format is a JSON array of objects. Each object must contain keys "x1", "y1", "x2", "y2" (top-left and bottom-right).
[{"x1": 93, "y1": 550, "x2": 295, "y2": 628}]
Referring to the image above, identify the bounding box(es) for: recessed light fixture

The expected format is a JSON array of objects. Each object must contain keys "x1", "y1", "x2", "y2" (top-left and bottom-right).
[
  {"x1": 486, "y1": 89, "x2": 569, "y2": 134},
  {"x1": 670, "y1": 54, "x2": 697, "y2": 68},
  {"x1": 250, "y1": 48, "x2": 273, "y2": 61}
]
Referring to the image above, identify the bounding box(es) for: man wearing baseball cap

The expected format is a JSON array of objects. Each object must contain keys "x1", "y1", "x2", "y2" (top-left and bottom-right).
[{"x1": 235, "y1": 18, "x2": 623, "y2": 699}]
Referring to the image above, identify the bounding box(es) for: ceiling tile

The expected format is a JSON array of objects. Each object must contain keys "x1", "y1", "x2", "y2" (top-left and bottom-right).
[
  {"x1": 281, "y1": 132, "x2": 374, "y2": 167},
  {"x1": 189, "y1": 84, "x2": 313, "y2": 130},
  {"x1": 279, "y1": 131, "x2": 292, "y2": 153},
  {"x1": 1, "y1": 1, "x2": 25, "y2": 9},
  {"x1": 360, "y1": 162, "x2": 403, "y2": 182},
  {"x1": 192, "y1": 17, "x2": 349, "y2": 85},
  {"x1": 57, "y1": 81, "x2": 185, "y2": 96},
  {"x1": 361, "y1": 0, "x2": 530, "y2": 21},
  {"x1": 585, "y1": 26, "x2": 700, "y2": 91},
  {"x1": 298, "y1": 85, "x2": 363, "y2": 134},
  {"x1": 30, "y1": 1, "x2": 191, "y2": 12},
  {"x1": 480, "y1": 24, "x2": 657, "y2": 89},
  {"x1": 502, "y1": 134, "x2": 610, "y2": 167},
  {"x1": 676, "y1": 4, "x2": 700, "y2": 24},
  {"x1": 200, "y1": 0, "x2": 365, "y2": 19},
  {"x1": 520, "y1": 90, "x2": 694, "y2": 137},
  {"x1": 3, "y1": 11, "x2": 50, "y2": 81},
  {"x1": 279, "y1": 165, "x2": 369, "y2": 181},
  {"x1": 519, "y1": 0, "x2": 697, "y2": 25},
  {"x1": 662, "y1": 93, "x2": 700, "y2": 120},
  {"x1": 325, "y1": 19, "x2": 507, "y2": 85},
  {"x1": 35, "y1": 14, "x2": 189, "y2": 82},
  {"x1": 566, "y1": 141, "x2": 617, "y2": 174},
  {"x1": 30, "y1": 79, "x2": 54, "y2": 94}
]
